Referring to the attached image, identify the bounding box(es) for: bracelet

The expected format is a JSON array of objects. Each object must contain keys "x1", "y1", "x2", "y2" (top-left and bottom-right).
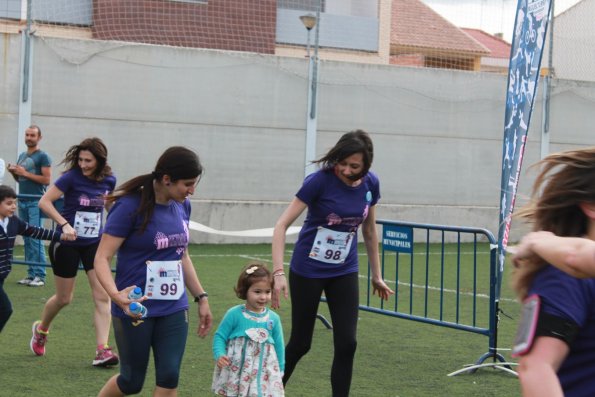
[
  {"x1": 273, "y1": 272, "x2": 286, "y2": 277},
  {"x1": 60, "y1": 221, "x2": 69, "y2": 227},
  {"x1": 194, "y1": 292, "x2": 209, "y2": 302}
]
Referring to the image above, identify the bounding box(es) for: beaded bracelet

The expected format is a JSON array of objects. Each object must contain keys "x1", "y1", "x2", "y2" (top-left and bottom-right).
[{"x1": 273, "y1": 272, "x2": 286, "y2": 277}]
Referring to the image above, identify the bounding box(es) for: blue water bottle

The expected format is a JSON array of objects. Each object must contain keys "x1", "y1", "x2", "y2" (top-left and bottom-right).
[
  {"x1": 128, "y1": 287, "x2": 143, "y2": 300},
  {"x1": 129, "y1": 302, "x2": 148, "y2": 318}
]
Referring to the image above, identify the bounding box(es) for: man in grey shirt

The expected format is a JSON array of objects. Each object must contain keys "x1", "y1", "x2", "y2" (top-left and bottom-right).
[{"x1": 7, "y1": 125, "x2": 52, "y2": 287}]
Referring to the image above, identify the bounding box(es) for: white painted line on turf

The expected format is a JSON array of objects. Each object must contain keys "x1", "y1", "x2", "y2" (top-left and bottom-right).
[
  {"x1": 188, "y1": 253, "x2": 516, "y2": 304},
  {"x1": 388, "y1": 278, "x2": 517, "y2": 303},
  {"x1": 238, "y1": 255, "x2": 273, "y2": 262}
]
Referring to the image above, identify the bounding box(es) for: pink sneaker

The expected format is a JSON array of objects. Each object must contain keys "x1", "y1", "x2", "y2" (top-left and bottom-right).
[
  {"x1": 93, "y1": 346, "x2": 119, "y2": 367},
  {"x1": 30, "y1": 321, "x2": 48, "y2": 356}
]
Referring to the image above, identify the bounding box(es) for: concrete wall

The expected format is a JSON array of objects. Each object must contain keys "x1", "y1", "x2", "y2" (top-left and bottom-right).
[{"x1": 1, "y1": 34, "x2": 594, "y2": 243}]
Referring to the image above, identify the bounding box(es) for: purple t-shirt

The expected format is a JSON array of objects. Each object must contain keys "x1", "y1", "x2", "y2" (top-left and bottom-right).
[
  {"x1": 54, "y1": 168, "x2": 116, "y2": 246},
  {"x1": 529, "y1": 265, "x2": 595, "y2": 397},
  {"x1": 104, "y1": 194, "x2": 191, "y2": 318},
  {"x1": 290, "y1": 169, "x2": 380, "y2": 278}
]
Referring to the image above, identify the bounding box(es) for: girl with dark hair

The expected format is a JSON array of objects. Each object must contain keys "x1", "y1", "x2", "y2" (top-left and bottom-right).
[
  {"x1": 211, "y1": 262, "x2": 285, "y2": 396},
  {"x1": 272, "y1": 130, "x2": 393, "y2": 396},
  {"x1": 509, "y1": 147, "x2": 595, "y2": 396},
  {"x1": 31, "y1": 137, "x2": 118, "y2": 367},
  {"x1": 95, "y1": 146, "x2": 212, "y2": 397}
]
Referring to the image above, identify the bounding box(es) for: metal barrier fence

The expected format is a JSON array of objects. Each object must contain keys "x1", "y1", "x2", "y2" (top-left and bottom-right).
[{"x1": 361, "y1": 219, "x2": 510, "y2": 375}]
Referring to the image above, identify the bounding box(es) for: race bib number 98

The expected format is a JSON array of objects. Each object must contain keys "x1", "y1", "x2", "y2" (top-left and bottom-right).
[{"x1": 309, "y1": 227, "x2": 354, "y2": 264}]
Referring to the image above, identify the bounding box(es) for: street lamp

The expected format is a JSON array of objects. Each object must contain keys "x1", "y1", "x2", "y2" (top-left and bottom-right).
[
  {"x1": 299, "y1": 13, "x2": 317, "y2": 58},
  {"x1": 299, "y1": 11, "x2": 320, "y2": 176}
]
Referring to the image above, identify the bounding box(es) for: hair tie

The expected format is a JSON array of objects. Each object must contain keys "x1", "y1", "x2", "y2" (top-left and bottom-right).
[{"x1": 245, "y1": 266, "x2": 259, "y2": 275}]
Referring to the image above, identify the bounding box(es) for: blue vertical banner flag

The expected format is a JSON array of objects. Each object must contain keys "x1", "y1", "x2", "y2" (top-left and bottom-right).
[{"x1": 497, "y1": 0, "x2": 552, "y2": 300}]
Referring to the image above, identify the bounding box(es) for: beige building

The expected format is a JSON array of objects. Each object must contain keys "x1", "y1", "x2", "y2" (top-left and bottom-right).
[{"x1": 542, "y1": 0, "x2": 595, "y2": 82}]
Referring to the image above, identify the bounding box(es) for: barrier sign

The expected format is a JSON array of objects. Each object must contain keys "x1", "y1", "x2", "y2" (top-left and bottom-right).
[{"x1": 382, "y1": 225, "x2": 413, "y2": 253}]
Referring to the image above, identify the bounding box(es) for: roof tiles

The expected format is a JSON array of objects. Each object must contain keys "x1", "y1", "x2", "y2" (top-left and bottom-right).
[{"x1": 391, "y1": 0, "x2": 490, "y2": 55}]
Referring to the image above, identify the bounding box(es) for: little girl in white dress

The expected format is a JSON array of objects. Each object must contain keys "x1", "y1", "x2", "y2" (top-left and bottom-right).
[{"x1": 212, "y1": 262, "x2": 285, "y2": 397}]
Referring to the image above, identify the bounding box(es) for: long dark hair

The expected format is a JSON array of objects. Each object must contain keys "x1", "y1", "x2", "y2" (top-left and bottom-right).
[
  {"x1": 512, "y1": 147, "x2": 595, "y2": 298},
  {"x1": 109, "y1": 146, "x2": 203, "y2": 232},
  {"x1": 314, "y1": 129, "x2": 374, "y2": 176},
  {"x1": 61, "y1": 137, "x2": 112, "y2": 181},
  {"x1": 516, "y1": 147, "x2": 595, "y2": 237}
]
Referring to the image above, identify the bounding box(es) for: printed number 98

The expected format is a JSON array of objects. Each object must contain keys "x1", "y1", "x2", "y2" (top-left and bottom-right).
[
  {"x1": 160, "y1": 283, "x2": 177, "y2": 296},
  {"x1": 325, "y1": 250, "x2": 342, "y2": 260}
]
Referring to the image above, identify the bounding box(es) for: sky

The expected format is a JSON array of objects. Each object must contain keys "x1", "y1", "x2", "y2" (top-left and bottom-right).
[{"x1": 421, "y1": 0, "x2": 583, "y2": 42}]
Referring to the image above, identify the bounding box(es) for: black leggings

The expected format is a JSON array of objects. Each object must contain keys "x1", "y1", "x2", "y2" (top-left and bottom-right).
[{"x1": 283, "y1": 270, "x2": 359, "y2": 397}]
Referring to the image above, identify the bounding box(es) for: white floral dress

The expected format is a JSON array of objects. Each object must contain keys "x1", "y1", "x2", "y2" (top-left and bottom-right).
[{"x1": 212, "y1": 306, "x2": 285, "y2": 397}]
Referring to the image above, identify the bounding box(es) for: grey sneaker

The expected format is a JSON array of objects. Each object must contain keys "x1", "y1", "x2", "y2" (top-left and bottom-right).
[
  {"x1": 18, "y1": 277, "x2": 34, "y2": 285},
  {"x1": 28, "y1": 277, "x2": 45, "y2": 287}
]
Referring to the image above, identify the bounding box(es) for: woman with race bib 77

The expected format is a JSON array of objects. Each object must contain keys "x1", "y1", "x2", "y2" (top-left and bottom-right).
[
  {"x1": 272, "y1": 129, "x2": 394, "y2": 397},
  {"x1": 30, "y1": 137, "x2": 118, "y2": 366}
]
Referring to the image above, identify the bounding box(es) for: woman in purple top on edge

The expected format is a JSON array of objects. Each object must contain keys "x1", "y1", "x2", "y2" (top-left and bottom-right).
[
  {"x1": 30, "y1": 137, "x2": 118, "y2": 367},
  {"x1": 94, "y1": 146, "x2": 212, "y2": 397},
  {"x1": 510, "y1": 147, "x2": 595, "y2": 397},
  {"x1": 272, "y1": 130, "x2": 394, "y2": 397}
]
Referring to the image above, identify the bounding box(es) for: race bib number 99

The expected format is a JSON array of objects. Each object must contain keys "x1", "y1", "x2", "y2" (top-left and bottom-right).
[
  {"x1": 309, "y1": 227, "x2": 354, "y2": 264},
  {"x1": 145, "y1": 260, "x2": 185, "y2": 300}
]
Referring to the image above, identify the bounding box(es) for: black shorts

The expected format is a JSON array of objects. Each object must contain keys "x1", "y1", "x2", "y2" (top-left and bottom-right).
[{"x1": 49, "y1": 241, "x2": 99, "y2": 278}]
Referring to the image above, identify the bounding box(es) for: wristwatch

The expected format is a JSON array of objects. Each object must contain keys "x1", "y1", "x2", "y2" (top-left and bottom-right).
[{"x1": 194, "y1": 292, "x2": 209, "y2": 302}]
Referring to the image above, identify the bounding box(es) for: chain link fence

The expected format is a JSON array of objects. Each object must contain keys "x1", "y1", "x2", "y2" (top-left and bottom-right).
[{"x1": 0, "y1": 0, "x2": 591, "y2": 81}]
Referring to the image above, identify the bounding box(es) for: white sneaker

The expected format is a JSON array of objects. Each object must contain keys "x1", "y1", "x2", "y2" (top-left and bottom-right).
[
  {"x1": 28, "y1": 277, "x2": 45, "y2": 287},
  {"x1": 18, "y1": 277, "x2": 34, "y2": 285}
]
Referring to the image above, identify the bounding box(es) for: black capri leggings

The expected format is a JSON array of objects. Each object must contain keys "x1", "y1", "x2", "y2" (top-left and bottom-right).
[
  {"x1": 283, "y1": 270, "x2": 359, "y2": 397},
  {"x1": 113, "y1": 310, "x2": 189, "y2": 395}
]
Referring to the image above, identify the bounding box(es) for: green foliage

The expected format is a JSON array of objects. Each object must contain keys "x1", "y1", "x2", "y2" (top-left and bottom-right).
[{"x1": 0, "y1": 244, "x2": 521, "y2": 396}]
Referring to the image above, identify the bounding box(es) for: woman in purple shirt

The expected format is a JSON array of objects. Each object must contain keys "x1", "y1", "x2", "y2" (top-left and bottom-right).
[
  {"x1": 511, "y1": 147, "x2": 595, "y2": 397},
  {"x1": 30, "y1": 137, "x2": 118, "y2": 367},
  {"x1": 272, "y1": 130, "x2": 394, "y2": 396},
  {"x1": 94, "y1": 146, "x2": 213, "y2": 397}
]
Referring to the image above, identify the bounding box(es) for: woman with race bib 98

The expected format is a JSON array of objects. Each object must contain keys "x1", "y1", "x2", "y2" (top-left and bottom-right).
[
  {"x1": 94, "y1": 146, "x2": 212, "y2": 397},
  {"x1": 30, "y1": 137, "x2": 118, "y2": 366},
  {"x1": 272, "y1": 130, "x2": 394, "y2": 397}
]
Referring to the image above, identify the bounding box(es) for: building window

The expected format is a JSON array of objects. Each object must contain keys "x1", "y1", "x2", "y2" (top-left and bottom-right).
[{"x1": 278, "y1": 0, "x2": 325, "y2": 12}]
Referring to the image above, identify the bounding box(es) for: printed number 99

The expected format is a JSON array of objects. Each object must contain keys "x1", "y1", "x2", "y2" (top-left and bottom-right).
[
  {"x1": 160, "y1": 283, "x2": 177, "y2": 296},
  {"x1": 324, "y1": 250, "x2": 342, "y2": 260}
]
